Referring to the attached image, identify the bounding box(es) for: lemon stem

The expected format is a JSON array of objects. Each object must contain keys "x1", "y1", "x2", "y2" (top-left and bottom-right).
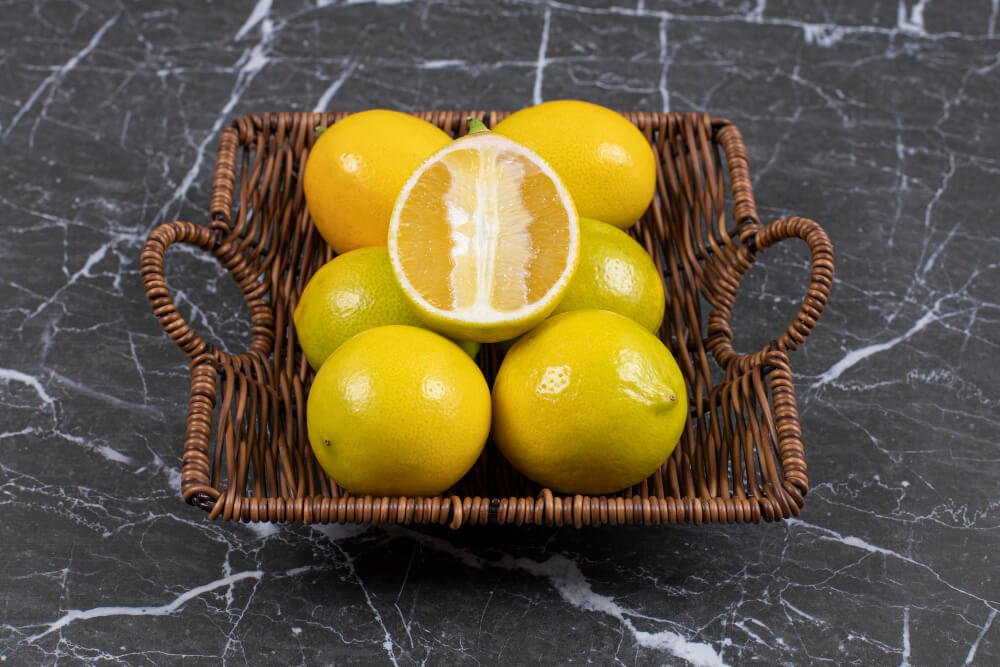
[{"x1": 467, "y1": 117, "x2": 489, "y2": 135}]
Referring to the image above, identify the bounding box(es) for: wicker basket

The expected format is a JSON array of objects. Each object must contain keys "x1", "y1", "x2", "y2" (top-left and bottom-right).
[{"x1": 140, "y1": 111, "x2": 833, "y2": 528}]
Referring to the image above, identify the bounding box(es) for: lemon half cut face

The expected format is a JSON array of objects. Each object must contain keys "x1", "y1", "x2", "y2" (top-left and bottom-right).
[{"x1": 388, "y1": 131, "x2": 580, "y2": 343}]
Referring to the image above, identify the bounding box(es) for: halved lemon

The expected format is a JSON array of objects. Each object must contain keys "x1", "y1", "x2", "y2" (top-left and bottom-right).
[{"x1": 388, "y1": 128, "x2": 580, "y2": 343}]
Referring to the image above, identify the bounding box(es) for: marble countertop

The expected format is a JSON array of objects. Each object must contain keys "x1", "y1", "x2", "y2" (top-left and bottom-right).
[{"x1": 3, "y1": 1, "x2": 998, "y2": 664}]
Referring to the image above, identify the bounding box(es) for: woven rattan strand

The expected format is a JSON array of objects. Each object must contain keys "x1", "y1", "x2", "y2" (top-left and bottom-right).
[{"x1": 141, "y1": 111, "x2": 834, "y2": 528}]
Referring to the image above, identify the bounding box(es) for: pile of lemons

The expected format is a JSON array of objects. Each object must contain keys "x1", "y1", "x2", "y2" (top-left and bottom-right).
[{"x1": 298, "y1": 101, "x2": 687, "y2": 497}]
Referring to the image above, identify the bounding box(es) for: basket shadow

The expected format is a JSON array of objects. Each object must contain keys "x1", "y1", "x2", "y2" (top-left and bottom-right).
[{"x1": 266, "y1": 520, "x2": 730, "y2": 596}]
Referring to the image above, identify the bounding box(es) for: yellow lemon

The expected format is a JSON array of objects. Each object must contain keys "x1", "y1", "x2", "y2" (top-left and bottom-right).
[
  {"x1": 492, "y1": 310, "x2": 688, "y2": 495},
  {"x1": 493, "y1": 100, "x2": 657, "y2": 229},
  {"x1": 551, "y1": 218, "x2": 665, "y2": 332},
  {"x1": 293, "y1": 247, "x2": 477, "y2": 370},
  {"x1": 388, "y1": 123, "x2": 580, "y2": 343},
  {"x1": 307, "y1": 325, "x2": 490, "y2": 497},
  {"x1": 304, "y1": 110, "x2": 451, "y2": 254}
]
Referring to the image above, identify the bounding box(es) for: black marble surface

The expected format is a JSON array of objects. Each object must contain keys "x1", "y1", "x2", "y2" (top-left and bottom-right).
[{"x1": 2, "y1": 1, "x2": 999, "y2": 664}]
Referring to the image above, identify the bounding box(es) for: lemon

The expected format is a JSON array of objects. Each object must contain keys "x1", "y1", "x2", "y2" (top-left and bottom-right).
[
  {"x1": 304, "y1": 110, "x2": 451, "y2": 254},
  {"x1": 388, "y1": 123, "x2": 580, "y2": 343},
  {"x1": 492, "y1": 310, "x2": 688, "y2": 495},
  {"x1": 294, "y1": 248, "x2": 421, "y2": 369},
  {"x1": 293, "y1": 247, "x2": 478, "y2": 370},
  {"x1": 551, "y1": 218, "x2": 665, "y2": 332},
  {"x1": 307, "y1": 325, "x2": 490, "y2": 497},
  {"x1": 493, "y1": 100, "x2": 656, "y2": 229}
]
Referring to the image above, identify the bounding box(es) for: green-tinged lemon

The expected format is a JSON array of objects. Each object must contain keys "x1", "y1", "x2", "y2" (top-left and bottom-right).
[
  {"x1": 293, "y1": 247, "x2": 477, "y2": 370},
  {"x1": 551, "y1": 218, "x2": 665, "y2": 332}
]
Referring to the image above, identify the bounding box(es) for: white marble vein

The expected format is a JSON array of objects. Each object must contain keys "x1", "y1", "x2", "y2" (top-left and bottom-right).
[
  {"x1": 153, "y1": 8, "x2": 275, "y2": 225},
  {"x1": 313, "y1": 61, "x2": 360, "y2": 112},
  {"x1": 390, "y1": 528, "x2": 726, "y2": 666},
  {"x1": 3, "y1": 13, "x2": 119, "y2": 139},
  {"x1": 0, "y1": 367, "x2": 55, "y2": 406},
  {"x1": 533, "y1": 7, "x2": 552, "y2": 106},
  {"x1": 897, "y1": 0, "x2": 930, "y2": 37},
  {"x1": 812, "y1": 303, "x2": 940, "y2": 388},
  {"x1": 964, "y1": 610, "x2": 997, "y2": 665},
  {"x1": 27, "y1": 240, "x2": 109, "y2": 320},
  {"x1": 25, "y1": 571, "x2": 263, "y2": 643},
  {"x1": 235, "y1": 0, "x2": 273, "y2": 40},
  {"x1": 540, "y1": 0, "x2": 986, "y2": 46},
  {"x1": 657, "y1": 15, "x2": 670, "y2": 111},
  {"x1": 787, "y1": 519, "x2": 998, "y2": 610},
  {"x1": 329, "y1": 541, "x2": 401, "y2": 666},
  {"x1": 900, "y1": 606, "x2": 911, "y2": 667}
]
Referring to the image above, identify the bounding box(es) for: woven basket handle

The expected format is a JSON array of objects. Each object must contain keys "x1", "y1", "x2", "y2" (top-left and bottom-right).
[
  {"x1": 708, "y1": 216, "x2": 834, "y2": 371},
  {"x1": 140, "y1": 221, "x2": 273, "y2": 361}
]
